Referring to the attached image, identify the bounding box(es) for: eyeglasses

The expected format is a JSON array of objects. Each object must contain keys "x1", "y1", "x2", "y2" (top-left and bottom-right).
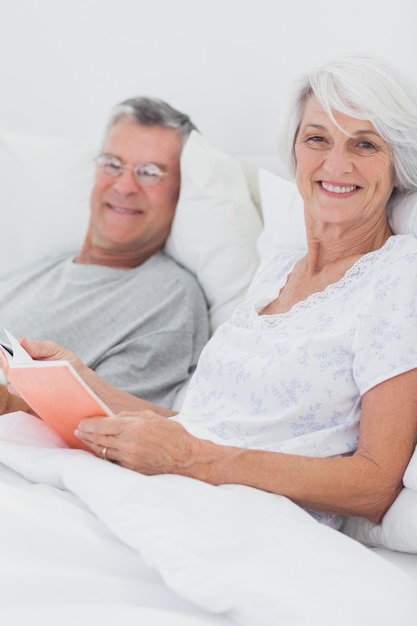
[{"x1": 94, "y1": 154, "x2": 168, "y2": 186}]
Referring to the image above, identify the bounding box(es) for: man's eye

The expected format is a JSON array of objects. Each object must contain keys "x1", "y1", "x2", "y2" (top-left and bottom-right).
[
  {"x1": 106, "y1": 160, "x2": 123, "y2": 171},
  {"x1": 98, "y1": 156, "x2": 123, "y2": 171},
  {"x1": 138, "y1": 164, "x2": 162, "y2": 178}
]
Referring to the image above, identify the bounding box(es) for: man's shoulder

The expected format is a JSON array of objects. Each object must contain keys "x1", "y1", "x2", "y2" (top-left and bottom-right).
[
  {"x1": 132, "y1": 251, "x2": 205, "y2": 303},
  {"x1": 140, "y1": 252, "x2": 208, "y2": 325},
  {"x1": 1, "y1": 252, "x2": 74, "y2": 282}
]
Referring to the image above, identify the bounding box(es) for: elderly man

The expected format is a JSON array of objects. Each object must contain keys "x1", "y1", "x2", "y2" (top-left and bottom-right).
[{"x1": 0, "y1": 97, "x2": 209, "y2": 412}]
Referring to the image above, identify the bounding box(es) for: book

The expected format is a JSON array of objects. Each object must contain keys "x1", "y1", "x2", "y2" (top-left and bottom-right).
[{"x1": 0, "y1": 328, "x2": 114, "y2": 450}]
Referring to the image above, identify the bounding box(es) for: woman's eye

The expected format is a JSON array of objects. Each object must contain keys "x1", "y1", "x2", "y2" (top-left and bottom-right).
[
  {"x1": 351, "y1": 140, "x2": 378, "y2": 155},
  {"x1": 306, "y1": 135, "x2": 327, "y2": 148},
  {"x1": 357, "y1": 140, "x2": 376, "y2": 151}
]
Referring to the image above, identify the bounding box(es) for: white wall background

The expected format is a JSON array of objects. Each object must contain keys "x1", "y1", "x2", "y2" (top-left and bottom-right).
[{"x1": 0, "y1": 0, "x2": 415, "y2": 155}]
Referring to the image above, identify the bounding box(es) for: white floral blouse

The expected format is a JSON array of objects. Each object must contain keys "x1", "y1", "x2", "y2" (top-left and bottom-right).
[{"x1": 176, "y1": 234, "x2": 417, "y2": 525}]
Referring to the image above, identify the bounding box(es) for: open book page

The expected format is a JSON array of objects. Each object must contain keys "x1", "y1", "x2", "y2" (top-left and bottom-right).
[
  {"x1": 2, "y1": 328, "x2": 34, "y2": 364},
  {"x1": 0, "y1": 328, "x2": 114, "y2": 450}
]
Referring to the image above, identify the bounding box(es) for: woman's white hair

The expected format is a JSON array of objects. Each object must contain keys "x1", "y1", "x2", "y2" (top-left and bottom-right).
[{"x1": 279, "y1": 54, "x2": 417, "y2": 195}]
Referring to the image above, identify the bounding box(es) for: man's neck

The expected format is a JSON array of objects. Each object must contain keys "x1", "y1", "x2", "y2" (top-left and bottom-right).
[{"x1": 74, "y1": 243, "x2": 160, "y2": 270}]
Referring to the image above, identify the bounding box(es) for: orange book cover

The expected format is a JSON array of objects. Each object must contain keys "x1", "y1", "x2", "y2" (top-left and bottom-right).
[{"x1": 0, "y1": 328, "x2": 113, "y2": 450}]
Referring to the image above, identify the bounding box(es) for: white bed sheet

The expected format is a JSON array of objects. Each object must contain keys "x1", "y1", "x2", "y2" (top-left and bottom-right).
[
  {"x1": 0, "y1": 412, "x2": 416, "y2": 626},
  {"x1": 372, "y1": 546, "x2": 417, "y2": 581},
  {"x1": 0, "y1": 461, "x2": 229, "y2": 626}
]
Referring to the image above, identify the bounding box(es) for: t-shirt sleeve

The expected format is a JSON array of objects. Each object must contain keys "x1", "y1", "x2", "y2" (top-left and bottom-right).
[{"x1": 353, "y1": 248, "x2": 417, "y2": 394}]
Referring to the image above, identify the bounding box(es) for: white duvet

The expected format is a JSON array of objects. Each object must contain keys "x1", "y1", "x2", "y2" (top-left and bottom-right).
[{"x1": 0, "y1": 412, "x2": 415, "y2": 626}]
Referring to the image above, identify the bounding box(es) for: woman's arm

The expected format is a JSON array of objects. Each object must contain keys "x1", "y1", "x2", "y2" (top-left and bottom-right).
[
  {"x1": 22, "y1": 338, "x2": 417, "y2": 522},
  {"x1": 212, "y1": 376, "x2": 417, "y2": 522},
  {"x1": 77, "y1": 368, "x2": 417, "y2": 523},
  {"x1": 204, "y1": 367, "x2": 417, "y2": 522},
  {"x1": 20, "y1": 338, "x2": 176, "y2": 417}
]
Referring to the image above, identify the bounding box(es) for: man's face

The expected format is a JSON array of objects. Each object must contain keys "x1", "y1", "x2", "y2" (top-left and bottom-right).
[{"x1": 88, "y1": 118, "x2": 182, "y2": 258}]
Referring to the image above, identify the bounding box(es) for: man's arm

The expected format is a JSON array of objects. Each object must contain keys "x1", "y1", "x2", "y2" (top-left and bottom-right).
[{"x1": 0, "y1": 383, "x2": 35, "y2": 415}]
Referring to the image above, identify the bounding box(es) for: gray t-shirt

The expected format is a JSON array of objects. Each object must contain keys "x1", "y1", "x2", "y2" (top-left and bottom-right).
[{"x1": 0, "y1": 251, "x2": 209, "y2": 408}]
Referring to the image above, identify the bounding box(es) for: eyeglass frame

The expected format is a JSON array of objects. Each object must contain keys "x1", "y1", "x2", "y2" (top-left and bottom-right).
[{"x1": 94, "y1": 153, "x2": 169, "y2": 186}]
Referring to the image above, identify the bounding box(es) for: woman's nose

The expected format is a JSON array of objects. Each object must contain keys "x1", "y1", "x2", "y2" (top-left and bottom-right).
[{"x1": 323, "y1": 144, "x2": 354, "y2": 176}]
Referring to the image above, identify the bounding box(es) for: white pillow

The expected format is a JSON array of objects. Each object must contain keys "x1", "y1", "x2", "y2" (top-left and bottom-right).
[
  {"x1": 0, "y1": 127, "x2": 262, "y2": 335},
  {"x1": 236, "y1": 154, "x2": 285, "y2": 213},
  {"x1": 388, "y1": 192, "x2": 417, "y2": 235},
  {"x1": 0, "y1": 128, "x2": 94, "y2": 275},
  {"x1": 165, "y1": 131, "x2": 262, "y2": 333},
  {"x1": 342, "y1": 488, "x2": 417, "y2": 554},
  {"x1": 257, "y1": 169, "x2": 306, "y2": 262},
  {"x1": 404, "y1": 444, "x2": 417, "y2": 489},
  {"x1": 342, "y1": 445, "x2": 417, "y2": 553},
  {"x1": 257, "y1": 169, "x2": 417, "y2": 261}
]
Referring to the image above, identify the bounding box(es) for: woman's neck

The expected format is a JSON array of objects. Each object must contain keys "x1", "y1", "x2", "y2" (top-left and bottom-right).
[{"x1": 303, "y1": 221, "x2": 393, "y2": 275}]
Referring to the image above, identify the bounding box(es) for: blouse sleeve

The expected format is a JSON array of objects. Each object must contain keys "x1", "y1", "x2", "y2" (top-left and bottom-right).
[{"x1": 352, "y1": 244, "x2": 417, "y2": 394}]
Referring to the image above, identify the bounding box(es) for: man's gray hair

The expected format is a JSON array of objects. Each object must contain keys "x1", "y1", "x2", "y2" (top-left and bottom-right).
[{"x1": 105, "y1": 96, "x2": 198, "y2": 146}]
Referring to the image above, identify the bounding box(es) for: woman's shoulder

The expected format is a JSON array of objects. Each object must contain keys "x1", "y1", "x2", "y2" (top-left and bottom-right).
[
  {"x1": 383, "y1": 234, "x2": 417, "y2": 263},
  {"x1": 374, "y1": 235, "x2": 417, "y2": 296}
]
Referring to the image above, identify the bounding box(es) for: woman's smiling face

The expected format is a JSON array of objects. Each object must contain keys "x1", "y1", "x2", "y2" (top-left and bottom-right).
[{"x1": 294, "y1": 95, "x2": 396, "y2": 231}]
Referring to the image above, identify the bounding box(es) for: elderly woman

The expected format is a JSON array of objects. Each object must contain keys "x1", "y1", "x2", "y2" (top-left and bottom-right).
[{"x1": 18, "y1": 55, "x2": 417, "y2": 531}]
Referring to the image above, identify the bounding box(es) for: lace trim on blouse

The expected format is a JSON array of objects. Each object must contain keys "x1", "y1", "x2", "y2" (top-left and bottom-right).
[{"x1": 252, "y1": 236, "x2": 396, "y2": 328}]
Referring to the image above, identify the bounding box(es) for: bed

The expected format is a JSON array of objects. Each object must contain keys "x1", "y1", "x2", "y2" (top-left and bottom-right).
[{"x1": 0, "y1": 128, "x2": 417, "y2": 625}]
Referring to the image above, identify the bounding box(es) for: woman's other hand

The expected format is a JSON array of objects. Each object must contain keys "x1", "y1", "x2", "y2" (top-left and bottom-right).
[{"x1": 76, "y1": 411, "x2": 217, "y2": 478}]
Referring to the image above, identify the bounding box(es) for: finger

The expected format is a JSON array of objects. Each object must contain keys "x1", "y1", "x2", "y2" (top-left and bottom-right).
[
  {"x1": 20, "y1": 338, "x2": 61, "y2": 360},
  {"x1": 73, "y1": 425, "x2": 113, "y2": 457},
  {"x1": 85, "y1": 438, "x2": 115, "y2": 462},
  {"x1": 78, "y1": 415, "x2": 119, "y2": 437}
]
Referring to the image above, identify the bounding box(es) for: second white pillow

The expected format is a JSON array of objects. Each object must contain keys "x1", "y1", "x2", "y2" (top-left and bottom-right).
[{"x1": 165, "y1": 131, "x2": 263, "y2": 333}]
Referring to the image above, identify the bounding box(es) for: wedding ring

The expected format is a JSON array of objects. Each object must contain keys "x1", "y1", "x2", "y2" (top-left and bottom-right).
[{"x1": 102, "y1": 446, "x2": 108, "y2": 461}]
